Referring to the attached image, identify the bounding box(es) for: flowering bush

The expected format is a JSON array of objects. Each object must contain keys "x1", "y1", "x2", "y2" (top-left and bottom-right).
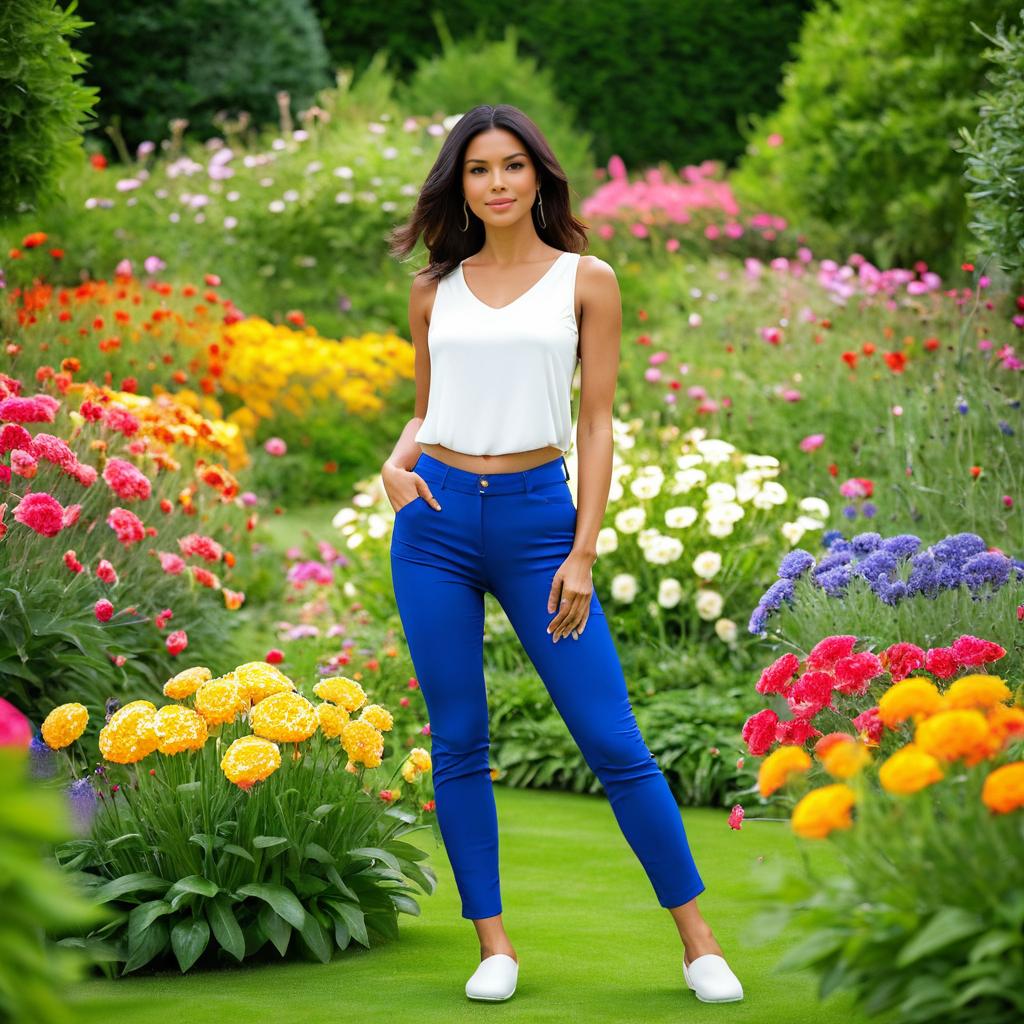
[
  {"x1": 46, "y1": 661, "x2": 436, "y2": 974},
  {"x1": 738, "y1": 636, "x2": 1024, "y2": 1023}
]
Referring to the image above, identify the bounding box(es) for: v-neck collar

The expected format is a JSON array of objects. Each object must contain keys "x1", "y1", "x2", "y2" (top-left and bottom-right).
[{"x1": 458, "y1": 252, "x2": 569, "y2": 311}]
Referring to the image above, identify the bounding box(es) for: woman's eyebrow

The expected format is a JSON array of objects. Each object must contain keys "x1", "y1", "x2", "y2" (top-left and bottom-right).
[{"x1": 465, "y1": 152, "x2": 528, "y2": 165}]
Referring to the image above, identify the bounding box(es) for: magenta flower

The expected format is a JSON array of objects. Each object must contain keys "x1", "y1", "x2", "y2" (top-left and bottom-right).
[{"x1": 799, "y1": 433, "x2": 825, "y2": 452}]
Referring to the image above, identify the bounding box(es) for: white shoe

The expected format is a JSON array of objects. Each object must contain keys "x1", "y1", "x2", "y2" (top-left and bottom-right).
[
  {"x1": 465, "y1": 953, "x2": 519, "y2": 1001},
  {"x1": 683, "y1": 953, "x2": 744, "y2": 1003}
]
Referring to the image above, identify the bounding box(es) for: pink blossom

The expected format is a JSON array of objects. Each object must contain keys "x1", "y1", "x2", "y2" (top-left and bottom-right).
[
  {"x1": 727, "y1": 805, "x2": 745, "y2": 830},
  {"x1": 166, "y1": 630, "x2": 188, "y2": 656},
  {"x1": 107, "y1": 507, "x2": 145, "y2": 545},
  {"x1": 94, "y1": 599, "x2": 115, "y2": 622},
  {"x1": 799, "y1": 433, "x2": 825, "y2": 452},
  {"x1": 102, "y1": 458, "x2": 152, "y2": 501},
  {"x1": 0, "y1": 394, "x2": 60, "y2": 423},
  {"x1": 13, "y1": 492, "x2": 65, "y2": 536},
  {"x1": 264, "y1": 437, "x2": 287, "y2": 456},
  {"x1": 96, "y1": 559, "x2": 118, "y2": 584},
  {"x1": 157, "y1": 551, "x2": 186, "y2": 574}
]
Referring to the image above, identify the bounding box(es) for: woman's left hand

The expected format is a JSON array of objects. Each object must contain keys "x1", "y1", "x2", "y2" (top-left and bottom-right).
[{"x1": 546, "y1": 550, "x2": 596, "y2": 642}]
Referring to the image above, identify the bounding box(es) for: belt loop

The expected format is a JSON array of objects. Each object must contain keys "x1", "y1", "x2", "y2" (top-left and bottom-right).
[
  {"x1": 441, "y1": 464, "x2": 451, "y2": 490},
  {"x1": 520, "y1": 468, "x2": 530, "y2": 493},
  {"x1": 561, "y1": 456, "x2": 570, "y2": 482}
]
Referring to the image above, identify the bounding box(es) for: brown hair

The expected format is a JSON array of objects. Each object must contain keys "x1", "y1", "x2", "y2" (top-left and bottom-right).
[{"x1": 388, "y1": 103, "x2": 589, "y2": 283}]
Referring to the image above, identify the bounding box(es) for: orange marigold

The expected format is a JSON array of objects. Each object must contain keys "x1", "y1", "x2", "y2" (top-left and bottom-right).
[
  {"x1": 877, "y1": 677, "x2": 942, "y2": 728},
  {"x1": 944, "y1": 674, "x2": 1012, "y2": 711},
  {"x1": 914, "y1": 709, "x2": 991, "y2": 766},
  {"x1": 981, "y1": 761, "x2": 1024, "y2": 814},
  {"x1": 757, "y1": 744, "x2": 811, "y2": 797},
  {"x1": 41, "y1": 702, "x2": 89, "y2": 749},
  {"x1": 790, "y1": 783, "x2": 856, "y2": 839},
  {"x1": 878, "y1": 743, "x2": 945, "y2": 794},
  {"x1": 820, "y1": 738, "x2": 872, "y2": 779}
]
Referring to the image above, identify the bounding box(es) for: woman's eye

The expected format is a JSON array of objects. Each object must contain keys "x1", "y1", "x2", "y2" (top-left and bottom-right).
[{"x1": 470, "y1": 163, "x2": 525, "y2": 174}]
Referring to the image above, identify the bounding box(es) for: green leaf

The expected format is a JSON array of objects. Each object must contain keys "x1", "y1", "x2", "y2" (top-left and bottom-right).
[
  {"x1": 968, "y1": 929, "x2": 1022, "y2": 964},
  {"x1": 236, "y1": 883, "x2": 306, "y2": 928},
  {"x1": 257, "y1": 901, "x2": 292, "y2": 957},
  {"x1": 189, "y1": 833, "x2": 225, "y2": 855},
  {"x1": 325, "y1": 865, "x2": 358, "y2": 900},
  {"x1": 390, "y1": 892, "x2": 421, "y2": 916},
  {"x1": 166, "y1": 875, "x2": 219, "y2": 900},
  {"x1": 303, "y1": 843, "x2": 335, "y2": 864},
  {"x1": 349, "y1": 846, "x2": 402, "y2": 872},
  {"x1": 323, "y1": 898, "x2": 369, "y2": 948},
  {"x1": 896, "y1": 907, "x2": 985, "y2": 967},
  {"x1": 93, "y1": 872, "x2": 169, "y2": 904},
  {"x1": 170, "y1": 917, "x2": 210, "y2": 972},
  {"x1": 177, "y1": 781, "x2": 201, "y2": 794},
  {"x1": 221, "y1": 843, "x2": 255, "y2": 864},
  {"x1": 383, "y1": 839, "x2": 430, "y2": 862},
  {"x1": 206, "y1": 895, "x2": 245, "y2": 963},
  {"x1": 312, "y1": 803, "x2": 336, "y2": 819},
  {"x1": 333, "y1": 917, "x2": 351, "y2": 950},
  {"x1": 123, "y1": 918, "x2": 169, "y2": 974},
  {"x1": 775, "y1": 929, "x2": 847, "y2": 972},
  {"x1": 299, "y1": 911, "x2": 332, "y2": 963},
  {"x1": 253, "y1": 835, "x2": 289, "y2": 850},
  {"x1": 127, "y1": 900, "x2": 172, "y2": 947}
]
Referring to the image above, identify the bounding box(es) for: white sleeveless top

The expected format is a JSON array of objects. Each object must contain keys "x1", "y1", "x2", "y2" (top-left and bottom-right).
[{"x1": 413, "y1": 251, "x2": 581, "y2": 456}]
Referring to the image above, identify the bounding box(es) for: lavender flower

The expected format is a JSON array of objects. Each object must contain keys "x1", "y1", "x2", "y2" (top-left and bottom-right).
[
  {"x1": 29, "y1": 735, "x2": 58, "y2": 779},
  {"x1": 854, "y1": 549, "x2": 899, "y2": 585},
  {"x1": 851, "y1": 532, "x2": 882, "y2": 556},
  {"x1": 930, "y1": 532, "x2": 986, "y2": 564},
  {"x1": 881, "y1": 534, "x2": 921, "y2": 558},
  {"x1": 66, "y1": 778, "x2": 98, "y2": 834},
  {"x1": 961, "y1": 552, "x2": 1012, "y2": 591},
  {"x1": 760, "y1": 578, "x2": 796, "y2": 612},
  {"x1": 842, "y1": 505, "x2": 857, "y2": 520},
  {"x1": 862, "y1": 502, "x2": 877, "y2": 518},
  {"x1": 778, "y1": 549, "x2": 816, "y2": 580},
  {"x1": 747, "y1": 604, "x2": 770, "y2": 636},
  {"x1": 816, "y1": 566, "x2": 853, "y2": 597},
  {"x1": 821, "y1": 529, "x2": 845, "y2": 549}
]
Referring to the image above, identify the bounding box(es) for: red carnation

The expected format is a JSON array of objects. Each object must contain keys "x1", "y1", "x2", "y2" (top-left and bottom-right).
[
  {"x1": 852, "y1": 707, "x2": 884, "y2": 744},
  {"x1": 0, "y1": 423, "x2": 32, "y2": 454},
  {"x1": 63, "y1": 550, "x2": 84, "y2": 573},
  {"x1": 103, "y1": 405, "x2": 140, "y2": 437},
  {"x1": 924, "y1": 646, "x2": 958, "y2": 679},
  {"x1": 96, "y1": 558, "x2": 118, "y2": 584},
  {"x1": 179, "y1": 532, "x2": 223, "y2": 563},
  {"x1": 741, "y1": 708, "x2": 780, "y2": 756},
  {"x1": 102, "y1": 458, "x2": 152, "y2": 501},
  {"x1": 786, "y1": 670, "x2": 835, "y2": 718},
  {"x1": 106, "y1": 507, "x2": 145, "y2": 546},
  {"x1": 951, "y1": 634, "x2": 1006, "y2": 666},
  {"x1": 775, "y1": 717, "x2": 822, "y2": 746},
  {"x1": 755, "y1": 652, "x2": 800, "y2": 696},
  {"x1": 806, "y1": 634, "x2": 858, "y2": 671},
  {"x1": 166, "y1": 629, "x2": 188, "y2": 656},
  {"x1": 727, "y1": 805, "x2": 745, "y2": 830},
  {"x1": 833, "y1": 651, "x2": 884, "y2": 695},
  {"x1": 157, "y1": 551, "x2": 186, "y2": 575},
  {"x1": 12, "y1": 492, "x2": 65, "y2": 536},
  {"x1": 0, "y1": 394, "x2": 60, "y2": 423},
  {"x1": 94, "y1": 598, "x2": 114, "y2": 622},
  {"x1": 881, "y1": 641, "x2": 926, "y2": 682},
  {"x1": 265, "y1": 648, "x2": 285, "y2": 664}
]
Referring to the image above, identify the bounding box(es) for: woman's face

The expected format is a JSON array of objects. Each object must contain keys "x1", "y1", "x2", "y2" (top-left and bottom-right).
[{"x1": 461, "y1": 128, "x2": 538, "y2": 226}]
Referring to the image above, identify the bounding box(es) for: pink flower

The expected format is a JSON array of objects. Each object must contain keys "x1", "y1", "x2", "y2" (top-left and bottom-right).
[
  {"x1": 61, "y1": 503, "x2": 82, "y2": 528},
  {"x1": 102, "y1": 458, "x2": 152, "y2": 501},
  {"x1": 13, "y1": 492, "x2": 65, "y2": 536},
  {"x1": 0, "y1": 423, "x2": 32, "y2": 453},
  {"x1": 102, "y1": 405, "x2": 140, "y2": 437},
  {"x1": 29, "y1": 433, "x2": 78, "y2": 473},
  {"x1": 951, "y1": 634, "x2": 1006, "y2": 666},
  {"x1": 10, "y1": 449, "x2": 38, "y2": 478},
  {"x1": 806, "y1": 635, "x2": 858, "y2": 671},
  {"x1": 0, "y1": 394, "x2": 60, "y2": 423},
  {"x1": 799, "y1": 433, "x2": 825, "y2": 452},
  {"x1": 755, "y1": 652, "x2": 800, "y2": 696},
  {"x1": 775, "y1": 717, "x2": 821, "y2": 745},
  {"x1": 178, "y1": 532, "x2": 223, "y2": 563},
  {"x1": 106, "y1": 507, "x2": 145, "y2": 545},
  {"x1": 166, "y1": 630, "x2": 188, "y2": 656},
  {"x1": 852, "y1": 707, "x2": 884, "y2": 744},
  {"x1": 741, "y1": 708, "x2": 780, "y2": 756},
  {"x1": 157, "y1": 551, "x2": 186, "y2": 574},
  {"x1": 72, "y1": 462, "x2": 97, "y2": 487},
  {"x1": 0, "y1": 696, "x2": 32, "y2": 747},
  {"x1": 94, "y1": 598, "x2": 115, "y2": 622},
  {"x1": 264, "y1": 437, "x2": 287, "y2": 456},
  {"x1": 727, "y1": 804, "x2": 744, "y2": 830},
  {"x1": 96, "y1": 559, "x2": 118, "y2": 584},
  {"x1": 63, "y1": 550, "x2": 84, "y2": 573},
  {"x1": 155, "y1": 608, "x2": 173, "y2": 630}
]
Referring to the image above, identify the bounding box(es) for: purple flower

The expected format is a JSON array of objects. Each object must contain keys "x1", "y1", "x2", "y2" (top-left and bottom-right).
[
  {"x1": 66, "y1": 778, "x2": 98, "y2": 833},
  {"x1": 29, "y1": 735, "x2": 58, "y2": 779},
  {"x1": 862, "y1": 502, "x2": 877, "y2": 518},
  {"x1": 760, "y1": 578, "x2": 796, "y2": 612},
  {"x1": 778, "y1": 549, "x2": 815, "y2": 579},
  {"x1": 881, "y1": 534, "x2": 921, "y2": 558},
  {"x1": 285, "y1": 560, "x2": 334, "y2": 586},
  {"x1": 961, "y1": 552, "x2": 1012, "y2": 591},
  {"x1": 747, "y1": 604, "x2": 770, "y2": 636},
  {"x1": 878, "y1": 580, "x2": 908, "y2": 605},
  {"x1": 854, "y1": 550, "x2": 899, "y2": 584},
  {"x1": 998, "y1": 420, "x2": 1014, "y2": 436},
  {"x1": 851, "y1": 532, "x2": 882, "y2": 556},
  {"x1": 842, "y1": 505, "x2": 858, "y2": 520},
  {"x1": 930, "y1": 532, "x2": 986, "y2": 564},
  {"x1": 822, "y1": 529, "x2": 845, "y2": 549},
  {"x1": 816, "y1": 565, "x2": 852, "y2": 597}
]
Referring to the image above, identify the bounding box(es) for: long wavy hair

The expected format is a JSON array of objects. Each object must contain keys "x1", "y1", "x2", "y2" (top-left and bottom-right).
[{"x1": 388, "y1": 104, "x2": 589, "y2": 283}]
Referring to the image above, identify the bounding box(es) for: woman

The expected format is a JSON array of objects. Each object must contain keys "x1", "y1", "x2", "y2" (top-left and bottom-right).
[{"x1": 383, "y1": 104, "x2": 743, "y2": 1005}]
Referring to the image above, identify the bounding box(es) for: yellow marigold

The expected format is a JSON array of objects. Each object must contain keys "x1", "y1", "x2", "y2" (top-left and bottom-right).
[
  {"x1": 233, "y1": 661, "x2": 296, "y2": 703},
  {"x1": 98, "y1": 702, "x2": 159, "y2": 764},
  {"x1": 316, "y1": 702, "x2": 349, "y2": 739},
  {"x1": 249, "y1": 691, "x2": 318, "y2": 743},
  {"x1": 41, "y1": 702, "x2": 89, "y2": 749},
  {"x1": 987, "y1": 703, "x2": 1024, "y2": 749},
  {"x1": 877, "y1": 677, "x2": 943, "y2": 728},
  {"x1": 359, "y1": 704, "x2": 394, "y2": 732},
  {"x1": 163, "y1": 666, "x2": 213, "y2": 700},
  {"x1": 914, "y1": 709, "x2": 991, "y2": 766},
  {"x1": 944, "y1": 674, "x2": 1012, "y2": 711},
  {"x1": 341, "y1": 719, "x2": 384, "y2": 768},
  {"x1": 878, "y1": 743, "x2": 945, "y2": 794},
  {"x1": 757, "y1": 744, "x2": 812, "y2": 797},
  {"x1": 981, "y1": 761, "x2": 1024, "y2": 814},
  {"x1": 153, "y1": 704, "x2": 208, "y2": 755},
  {"x1": 790, "y1": 783, "x2": 856, "y2": 839},
  {"x1": 313, "y1": 675, "x2": 367, "y2": 712},
  {"x1": 220, "y1": 735, "x2": 281, "y2": 790},
  {"x1": 401, "y1": 747, "x2": 432, "y2": 784},
  {"x1": 194, "y1": 675, "x2": 249, "y2": 725},
  {"x1": 820, "y1": 738, "x2": 872, "y2": 780}
]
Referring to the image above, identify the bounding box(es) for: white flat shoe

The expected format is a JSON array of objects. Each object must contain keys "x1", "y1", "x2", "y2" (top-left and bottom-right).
[
  {"x1": 465, "y1": 953, "x2": 519, "y2": 1001},
  {"x1": 683, "y1": 953, "x2": 744, "y2": 1003}
]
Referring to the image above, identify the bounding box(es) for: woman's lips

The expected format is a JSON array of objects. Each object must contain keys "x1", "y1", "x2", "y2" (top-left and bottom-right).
[{"x1": 487, "y1": 199, "x2": 515, "y2": 208}]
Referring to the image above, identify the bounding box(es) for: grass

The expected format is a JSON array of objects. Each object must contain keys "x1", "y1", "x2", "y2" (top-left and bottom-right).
[{"x1": 65, "y1": 785, "x2": 889, "y2": 1024}]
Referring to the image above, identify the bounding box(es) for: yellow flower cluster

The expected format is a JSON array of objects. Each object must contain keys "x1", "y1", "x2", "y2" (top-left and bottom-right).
[
  {"x1": 313, "y1": 676, "x2": 367, "y2": 713},
  {"x1": 217, "y1": 318, "x2": 413, "y2": 428},
  {"x1": 757, "y1": 745, "x2": 811, "y2": 797},
  {"x1": 220, "y1": 735, "x2": 281, "y2": 790},
  {"x1": 791, "y1": 784, "x2": 856, "y2": 839},
  {"x1": 359, "y1": 704, "x2": 394, "y2": 732},
  {"x1": 249, "y1": 691, "x2": 318, "y2": 743},
  {"x1": 233, "y1": 662, "x2": 296, "y2": 703},
  {"x1": 154, "y1": 704, "x2": 208, "y2": 754},
  {"x1": 982, "y1": 762, "x2": 1024, "y2": 814},
  {"x1": 401, "y1": 747, "x2": 432, "y2": 784},
  {"x1": 164, "y1": 666, "x2": 213, "y2": 700},
  {"x1": 316, "y1": 702, "x2": 350, "y2": 738},
  {"x1": 41, "y1": 702, "x2": 89, "y2": 749},
  {"x1": 98, "y1": 701, "x2": 159, "y2": 764},
  {"x1": 194, "y1": 675, "x2": 249, "y2": 725},
  {"x1": 341, "y1": 719, "x2": 384, "y2": 769}
]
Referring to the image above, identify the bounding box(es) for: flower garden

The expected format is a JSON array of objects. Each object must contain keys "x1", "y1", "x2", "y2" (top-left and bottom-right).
[{"x1": 2, "y1": 3, "x2": 1023, "y2": 1023}]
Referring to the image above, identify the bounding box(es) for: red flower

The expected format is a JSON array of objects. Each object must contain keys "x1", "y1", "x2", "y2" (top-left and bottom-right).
[
  {"x1": 191, "y1": 566, "x2": 219, "y2": 588},
  {"x1": 775, "y1": 717, "x2": 822, "y2": 745},
  {"x1": 924, "y1": 647, "x2": 957, "y2": 679},
  {"x1": 12, "y1": 492, "x2": 65, "y2": 536},
  {"x1": 106, "y1": 507, "x2": 145, "y2": 545},
  {"x1": 94, "y1": 598, "x2": 114, "y2": 622},
  {"x1": 0, "y1": 394, "x2": 60, "y2": 422},
  {"x1": 755, "y1": 652, "x2": 800, "y2": 696},
  {"x1": 155, "y1": 608, "x2": 173, "y2": 630},
  {"x1": 880, "y1": 641, "x2": 925, "y2": 681},
  {"x1": 0, "y1": 424, "x2": 32, "y2": 454},
  {"x1": 727, "y1": 804, "x2": 745, "y2": 830},
  {"x1": 806, "y1": 634, "x2": 858, "y2": 671},
  {"x1": 741, "y1": 708, "x2": 780, "y2": 756},
  {"x1": 96, "y1": 558, "x2": 118, "y2": 584},
  {"x1": 102, "y1": 458, "x2": 152, "y2": 501},
  {"x1": 103, "y1": 405, "x2": 140, "y2": 437},
  {"x1": 265, "y1": 648, "x2": 284, "y2": 664},
  {"x1": 883, "y1": 351, "x2": 907, "y2": 373},
  {"x1": 166, "y1": 630, "x2": 188, "y2": 656},
  {"x1": 841, "y1": 351, "x2": 858, "y2": 368},
  {"x1": 852, "y1": 706, "x2": 884, "y2": 744},
  {"x1": 157, "y1": 551, "x2": 186, "y2": 575},
  {"x1": 833, "y1": 651, "x2": 883, "y2": 695},
  {"x1": 951, "y1": 634, "x2": 1006, "y2": 666},
  {"x1": 785, "y1": 671, "x2": 835, "y2": 718},
  {"x1": 179, "y1": 532, "x2": 223, "y2": 563},
  {"x1": 63, "y1": 550, "x2": 84, "y2": 573}
]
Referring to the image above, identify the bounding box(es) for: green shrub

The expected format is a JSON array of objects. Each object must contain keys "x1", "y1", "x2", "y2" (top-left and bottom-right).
[{"x1": 0, "y1": 0, "x2": 99, "y2": 218}]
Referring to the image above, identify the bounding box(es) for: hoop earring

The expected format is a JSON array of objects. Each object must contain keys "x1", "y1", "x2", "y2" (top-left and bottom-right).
[
  {"x1": 534, "y1": 189, "x2": 546, "y2": 229},
  {"x1": 460, "y1": 198, "x2": 469, "y2": 232}
]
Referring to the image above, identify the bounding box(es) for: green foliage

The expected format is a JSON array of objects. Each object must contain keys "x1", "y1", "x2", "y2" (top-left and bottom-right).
[
  {"x1": 0, "y1": 0, "x2": 99, "y2": 218},
  {"x1": 958, "y1": 11, "x2": 1024, "y2": 283},
  {"x1": 54, "y1": 734, "x2": 437, "y2": 975},
  {"x1": 731, "y1": 0, "x2": 1023, "y2": 278},
  {"x1": 0, "y1": 747, "x2": 110, "y2": 1024},
  {"x1": 314, "y1": 0, "x2": 811, "y2": 170},
  {"x1": 74, "y1": 0, "x2": 332, "y2": 151}
]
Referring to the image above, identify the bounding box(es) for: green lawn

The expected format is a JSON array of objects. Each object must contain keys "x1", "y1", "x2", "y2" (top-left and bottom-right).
[{"x1": 66, "y1": 785, "x2": 885, "y2": 1024}]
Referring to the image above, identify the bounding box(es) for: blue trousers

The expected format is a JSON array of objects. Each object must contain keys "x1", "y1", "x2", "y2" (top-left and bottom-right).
[{"x1": 389, "y1": 451, "x2": 706, "y2": 919}]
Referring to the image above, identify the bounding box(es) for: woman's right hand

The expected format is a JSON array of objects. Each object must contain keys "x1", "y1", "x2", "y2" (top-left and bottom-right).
[{"x1": 382, "y1": 461, "x2": 442, "y2": 513}]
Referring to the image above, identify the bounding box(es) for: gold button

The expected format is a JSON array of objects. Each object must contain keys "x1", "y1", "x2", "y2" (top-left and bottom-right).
[{"x1": 480, "y1": 478, "x2": 489, "y2": 487}]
